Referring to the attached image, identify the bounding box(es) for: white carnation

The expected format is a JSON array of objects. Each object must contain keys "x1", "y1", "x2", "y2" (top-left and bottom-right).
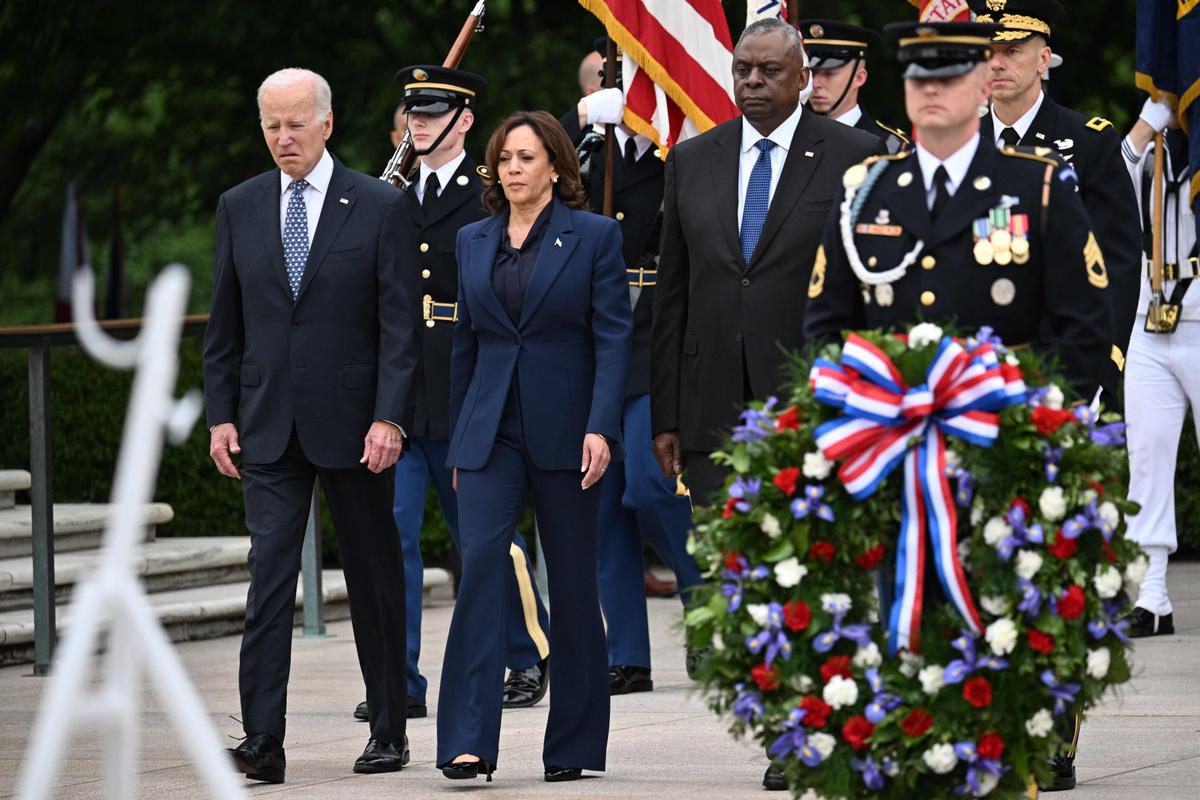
[
  {"x1": 1005, "y1": 354, "x2": 1020, "y2": 367},
  {"x1": 985, "y1": 617, "x2": 1019, "y2": 656},
  {"x1": 922, "y1": 743, "x2": 959, "y2": 774},
  {"x1": 853, "y1": 642, "x2": 882, "y2": 669},
  {"x1": 809, "y1": 732, "x2": 837, "y2": 760},
  {"x1": 983, "y1": 516, "x2": 1012, "y2": 546},
  {"x1": 1093, "y1": 565, "x2": 1123, "y2": 599},
  {"x1": 760, "y1": 512, "x2": 782, "y2": 539},
  {"x1": 802, "y1": 451, "x2": 835, "y2": 480},
  {"x1": 918, "y1": 665, "x2": 946, "y2": 695},
  {"x1": 970, "y1": 500, "x2": 985, "y2": 526},
  {"x1": 1026, "y1": 708, "x2": 1054, "y2": 738},
  {"x1": 820, "y1": 593, "x2": 852, "y2": 613},
  {"x1": 908, "y1": 322, "x2": 945, "y2": 349},
  {"x1": 1061, "y1": 433, "x2": 1075, "y2": 449},
  {"x1": 793, "y1": 674, "x2": 814, "y2": 693},
  {"x1": 822, "y1": 675, "x2": 859, "y2": 709},
  {"x1": 1087, "y1": 647, "x2": 1111, "y2": 680},
  {"x1": 945, "y1": 449, "x2": 962, "y2": 468},
  {"x1": 747, "y1": 603, "x2": 770, "y2": 627},
  {"x1": 1044, "y1": 384, "x2": 1065, "y2": 411},
  {"x1": 1124, "y1": 555, "x2": 1149, "y2": 587},
  {"x1": 774, "y1": 557, "x2": 807, "y2": 588},
  {"x1": 980, "y1": 595, "x2": 1010, "y2": 616},
  {"x1": 1015, "y1": 549, "x2": 1044, "y2": 580},
  {"x1": 711, "y1": 632, "x2": 725, "y2": 651},
  {"x1": 899, "y1": 650, "x2": 924, "y2": 678},
  {"x1": 1098, "y1": 501, "x2": 1121, "y2": 529},
  {"x1": 1039, "y1": 486, "x2": 1067, "y2": 521}
]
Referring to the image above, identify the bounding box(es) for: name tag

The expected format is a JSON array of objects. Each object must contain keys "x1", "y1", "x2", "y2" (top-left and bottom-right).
[{"x1": 854, "y1": 223, "x2": 903, "y2": 237}]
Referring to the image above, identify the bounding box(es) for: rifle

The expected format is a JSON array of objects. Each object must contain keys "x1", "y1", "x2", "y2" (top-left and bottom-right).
[{"x1": 380, "y1": 1, "x2": 486, "y2": 188}]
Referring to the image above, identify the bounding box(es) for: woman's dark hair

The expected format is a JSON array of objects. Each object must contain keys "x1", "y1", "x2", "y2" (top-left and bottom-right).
[{"x1": 481, "y1": 110, "x2": 588, "y2": 214}]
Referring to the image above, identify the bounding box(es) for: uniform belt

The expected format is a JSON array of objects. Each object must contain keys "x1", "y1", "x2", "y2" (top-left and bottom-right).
[
  {"x1": 627, "y1": 266, "x2": 657, "y2": 287},
  {"x1": 1145, "y1": 257, "x2": 1199, "y2": 282},
  {"x1": 422, "y1": 295, "x2": 458, "y2": 327}
]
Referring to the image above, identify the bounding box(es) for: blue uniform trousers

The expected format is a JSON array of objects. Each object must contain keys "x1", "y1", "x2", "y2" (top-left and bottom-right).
[
  {"x1": 597, "y1": 393, "x2": 703, "y2": 668},
  {"x1": 394, "y1": 436, "x2": 550, "y2": 703}
]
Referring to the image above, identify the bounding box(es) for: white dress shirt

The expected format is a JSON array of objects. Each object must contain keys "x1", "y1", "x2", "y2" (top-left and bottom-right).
[
  {"x1": 737, "y1": 103, "x2": 804, "y2": 228},
  {"x1": 990, "y1": 91, "x2": 1045, "y2": 147},
  {"x1": 417, "y1": 149, "x2": 468, "y2": 204},
  {"x1": 915, "y1": 133, "x2": 980, "y2": 209},
  {"x1": 834, "y1": 105, "x2": 863, "y2": 128},
  {"x1": 278, "y1": 148, "x2": 333, "y2": 242}
]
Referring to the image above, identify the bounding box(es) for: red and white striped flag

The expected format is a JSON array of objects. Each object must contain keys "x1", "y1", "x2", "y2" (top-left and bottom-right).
[
  {"x1": 580, "y1": 0, "x2": 739, "y2": 154},
  {"x1": 746, "y1": 0, "x2": 788, "y2": 26},
  {"x1": 908, "y1": 0, "x2": 970, "y2": 23}
]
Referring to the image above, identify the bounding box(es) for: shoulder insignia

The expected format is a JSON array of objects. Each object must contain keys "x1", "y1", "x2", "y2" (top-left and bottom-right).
[
  {"x1": 1085, "y1": 116, "x2": 1113, "y2": 132},
  {"x1": 863, "y1": 151, "x2": 912, "y2": 167},
  {"x1": 998, "y1": 146, "x2": 1058, "y2": 167},
  {"x1": 874, "y1": 120, "x2": 911, "y2": 144},
  {"x1": 475, "y1": 165, "x2": 492, "y2": 180},
  {"x1": 1084, "y1": 231, "x2": 1109, "y2": 289},
  {"x1": 809, "y1": 245, "x2": 827, "y2": 299}
]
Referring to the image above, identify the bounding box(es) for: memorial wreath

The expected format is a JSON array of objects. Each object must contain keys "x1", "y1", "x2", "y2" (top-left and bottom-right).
[{"x1": 686, "y1": 325, "x2": 1142, "y2": 799}]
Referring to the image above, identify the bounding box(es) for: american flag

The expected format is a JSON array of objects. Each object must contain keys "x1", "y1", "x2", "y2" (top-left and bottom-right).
[{"x1": 580, "y1": 0, "x2": 739, "y2": 154}]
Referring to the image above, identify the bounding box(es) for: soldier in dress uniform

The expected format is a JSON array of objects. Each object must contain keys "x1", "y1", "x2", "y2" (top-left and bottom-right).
[
  {"x1": 799, "y1": 19, "x2": 910, "y2": 154},
  {"x1": 352, "y1": 66, "x2": 552, "y2": 723},
  {"x1": 805, "y1": 22, "x2": 1111, "y2": 792},
  {"x1": 967, "y1": 0, "x2": 1141, "y2": 406},
  {"x1": 560, "y1": 41, "x2": 706, "y2": 695}
]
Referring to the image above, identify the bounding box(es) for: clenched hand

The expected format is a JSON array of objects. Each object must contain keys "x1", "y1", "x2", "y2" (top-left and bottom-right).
[
  {"x1": 361, "y1": 421, "x2": 404, "y2": 473},
  {"x1": 209, "y1": 423, "x2": 242, "y2": 479}
]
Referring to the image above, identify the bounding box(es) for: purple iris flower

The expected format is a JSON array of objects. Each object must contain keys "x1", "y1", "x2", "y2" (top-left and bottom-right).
[
  {"x1": 1073, "y1": 405, "x2": 1127, "y2": 447},
  {"x1": 1017, "y1": 577, "x2": 1044, "y2": 619},
  {"x1": 972, "y1": 325, "x2": 1007, "y2": 351},
  {"x1": 1041, "y1": 669, "x2": 1081, "y2": 715},
  {"x1": 745, "y1": 602, "x2": 793, "y2": 666},
  {"x1": 1025, "y1": 386, "x2": 1050, "y2": 408},
  {"x1": 1088, "y1": 598, "x2": 1132, "y2": 645},
  {"x1": 864, "y1": 667, "x2": 902, "y2": 724},
  {"x1": 852, "y1": 756, "x2": 893, "y2": 791},
  {"x1": 943, "y1": 632, "x2": 1009, "y2": 684},
  {"x1": 996, "y1": 503, "x2": 1045, "y2": 560},
  {"x1": 1062, "y1": 497, "x2": 1115, "y2": 542},
  {"x1": 721, "y1": 555, "x2": 769, "y2": 613},
  {"x1": 953, "y1": 740, "x2": 1010, "y2": 797},
  {"x1": 767, "y1": 706, "x2": 812, "y2": 763},
  {"x1": 1042, "y1": 442, "x2": 1063, "y2": 484},
  {"x1": 728, "y1": 476, "x2": 762, "y2": 513},
  {"x1": 945, "y1": 463, "x2": 976, "y2": 508},
  {"x1": 790, "y1": 484, "x2": 835, "y2": 522},
  {"x1": 732, "y1": 683, "x2": 764, "y2": 724},
  {"x1": 732, "y1": 396, "x2": 778, "y2": 442},
  {"x1": 813, "y1": 604, "x2": 872, "y2": 653}
]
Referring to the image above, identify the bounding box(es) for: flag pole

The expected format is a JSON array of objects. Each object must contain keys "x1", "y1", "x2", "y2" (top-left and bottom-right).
[{"x1": 602, "y1": 37, "x2": 618, "y2": 218}]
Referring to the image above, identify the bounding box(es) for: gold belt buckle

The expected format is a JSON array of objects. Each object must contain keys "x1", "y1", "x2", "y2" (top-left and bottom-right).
[
  {"x1": 627, "y1": 266, "x2": 657, "y2": 287},
  {"x1": 1145, "y1": 297, "x2": 1181, "y2": 334},
  {"x1": 422, "y1": 295, "x2": 458, "y2": 328}
]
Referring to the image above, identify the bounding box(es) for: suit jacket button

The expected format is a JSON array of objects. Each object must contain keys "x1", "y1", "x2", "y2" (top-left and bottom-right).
[
  {"x1": 920, "y1": 290, "x2": 936, "y2": 306},
  {"x1": 419, "y1": 242, "x2": 430, "y2": 253},
  {"x1": 736, "y1": 332, "x2": 743, "y2": 343},
  {"x1": 421, "y1": 269, "x2": 431, "y2": 279},
  {"x1": 741, "y1": 278, "x2": 750, "y2": 287}
]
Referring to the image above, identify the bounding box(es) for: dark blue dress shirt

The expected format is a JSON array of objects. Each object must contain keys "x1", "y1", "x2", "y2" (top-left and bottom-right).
[{"x1": 491, "y1": 201, "x2": 555, "y2": 324}]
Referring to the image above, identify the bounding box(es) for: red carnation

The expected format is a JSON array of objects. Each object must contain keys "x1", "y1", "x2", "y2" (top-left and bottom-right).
[
  {"x1": 1056, "y1": 584, "x2": 1086, "y2": 621},
  {"x1": 978, "y1": 732, "x2": 1006, "y2": 760},
  {"x1": 963, "y1": 676, "x2": 993, "y2": 709},
  {"x1": 751, "y1": 662, "x2": 781, "y2": 691},
  {"x1": 1088, "y1": 478, "x2": 1105, "y2": 496},
  {"x1": 901, "y1": 707, "x2": 935, "y2": 737},
  {"x1": 799, "y1": 695, "x2": 831, "y2": 728},
  {"x1": 724, "y1": 551, "x2": 744, "y2": 571},
  {"x1": 1102, "y1": 540, "x2": 1119, "y2": 563},
  {"x1": 820, "y1": 655, "x2": 854, "y2": 683},
  {"x1": 1031, "y1": 406, "x2": 1076, "y2": 436},
  {"x1": 783, "y1": 600, "x2": 812, "y2": 632},
  {"x1": 1010, "y1": 497, "x2": 1032, "y2": 518},
  {"x1": 722, "y1": 497, "x2": 739, "y2": 519},
  {"x1": 1048, "y1": 530, "x2": 1077, "y2": 560},
  {"x1": 855, "y1": 543, "x2": 886, "y2": 570},
  {"x1": 773, "y1": 467, "x2": 801, "y2": 497},
  {"x1": 1027, "y1": 628, "x2": 1056, "y2": 655},
  {"x1": 810, "y1": 540, "x2": 837, "y2": 562},
  {"x1": 841, "y1": 715, "x2": 875, "y2": 751},
  {"x1": 776, "y1": 405, "x2": 801, "y2": 431}
]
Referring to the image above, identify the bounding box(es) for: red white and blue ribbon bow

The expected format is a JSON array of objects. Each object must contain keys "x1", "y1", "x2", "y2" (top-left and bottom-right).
[{"x1": 809, "y1": 334, "x2": 1026, "y2": 654}]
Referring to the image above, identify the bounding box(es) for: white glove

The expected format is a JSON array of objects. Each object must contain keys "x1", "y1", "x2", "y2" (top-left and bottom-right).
[
  {"x1": 582, "y1": 87, "x2": 625, "y2": 126},
  {"x1": 1139, "y1": 96, "x2": 1174, "y2": 133}
]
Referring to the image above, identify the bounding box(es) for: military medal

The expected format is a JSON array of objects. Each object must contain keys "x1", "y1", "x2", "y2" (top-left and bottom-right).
[
  {"x1": 1010, "y1": 213, "x2": 1030, "y2": 264},
  {"x1": 994, "y1": 248, "x2": 1013, "y2": 266},
  {"x1": 973, "y1": 219, "x2": 995, "y2": 265},
  {"x1": 991, "y1": 277, "x2": 1016, "y2": 306}
]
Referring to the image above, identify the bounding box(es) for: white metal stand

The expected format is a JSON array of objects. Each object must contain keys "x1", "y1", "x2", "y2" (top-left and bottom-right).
[{"x1": 17, "y1": 265, "x2": 247, "y2": 800}]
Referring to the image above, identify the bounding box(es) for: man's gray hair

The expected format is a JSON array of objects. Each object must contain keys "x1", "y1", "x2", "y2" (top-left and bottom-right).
[
  {"x1": 257, "y1": 68, "x2": 333, "y2": 120},
  {"x1": 738, "y1": 18, "x2": 809, "y2": 67}
]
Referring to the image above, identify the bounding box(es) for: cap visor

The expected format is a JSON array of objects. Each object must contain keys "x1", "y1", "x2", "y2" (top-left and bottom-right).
[
  {"x1": 810, "y1": 56, "x2": 852, "y2": 70},
  {"x1": 903, "y1": 60, "x2": 979, "y2": 80},
  {"x1": 406, "y1": 101, "x2": 454, "y2": 115}
]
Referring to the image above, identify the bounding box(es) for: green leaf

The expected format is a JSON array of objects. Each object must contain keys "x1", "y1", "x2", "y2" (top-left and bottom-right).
[
  {"x1": 762, "y1": 539, "x2": 795, "y2": 563},
  {"x1": 684, "y1": 606, "x2": 715, "y2": 627}
]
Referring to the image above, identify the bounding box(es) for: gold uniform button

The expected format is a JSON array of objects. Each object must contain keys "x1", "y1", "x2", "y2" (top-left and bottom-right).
[
  {"x1": 920, "y1": 290, "x2": 936, "y2": 306},
  {"x1": 419, "y1": 242, "x2": 430, "y2": 253},
  {"x1": 421, "y1": 269, "x2": 431, "y2": 279},
  {"x1": 921, "y1": 255, "x2": 936, "y2": 270},
  {"x1": 615, "y1": 211, "x2": 625, "y2": 221}
]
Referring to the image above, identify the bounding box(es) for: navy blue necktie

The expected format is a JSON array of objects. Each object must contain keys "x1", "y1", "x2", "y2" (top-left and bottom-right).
[
  {"x1": 283, "y1": 179, "x2": 310, "y2": 298},
  {"x1": 740, "y1": 139, "x2": 776, "y2": 265}
]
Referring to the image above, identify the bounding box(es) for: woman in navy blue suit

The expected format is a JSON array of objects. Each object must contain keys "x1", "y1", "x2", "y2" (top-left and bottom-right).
[{"x1": 437, "y1": 111, "x2": 632, "y2": 783}]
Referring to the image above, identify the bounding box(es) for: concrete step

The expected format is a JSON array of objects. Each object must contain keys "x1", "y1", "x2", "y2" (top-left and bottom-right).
[
  {"x1": 0, "y1": 502, "x2": 171, "y2": 558},
  {"x1": 0, "y1": 565, "x2": 453, "y2": 667},
  {"x1": 0, "y1": 536, "x2": 252, "y2": 612},
  {"x1": 0, "y1": 469, "x2": 31, "y2": 510}
]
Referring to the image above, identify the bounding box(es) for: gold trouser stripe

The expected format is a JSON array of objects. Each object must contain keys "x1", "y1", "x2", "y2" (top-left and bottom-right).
[{"x1": 509, "y1": 543, "x2": 550, "y2": 660}]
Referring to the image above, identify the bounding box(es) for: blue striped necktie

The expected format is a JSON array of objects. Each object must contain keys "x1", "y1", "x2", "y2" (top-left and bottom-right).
[
  {"x1": 740, "y1": 139, "x2": 776, "y2": 265},
  {"x1": 283, "y1": 179, "x2": 310, "y2": 299}
]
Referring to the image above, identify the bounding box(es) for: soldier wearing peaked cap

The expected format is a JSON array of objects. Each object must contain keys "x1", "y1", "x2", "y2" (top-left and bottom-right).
[
  {"x1": 353, "y1": 65, "x2": 552, "y2": 726},
  {"x1": 968, "y1": 0, "x2": 1141, "y2": 409},
  {"x1": 800, "y1": 19, "x2": 911, "y2": 154},
  {"x1": 805, "y1": 23, "x2": 1111, "y2": 792}
]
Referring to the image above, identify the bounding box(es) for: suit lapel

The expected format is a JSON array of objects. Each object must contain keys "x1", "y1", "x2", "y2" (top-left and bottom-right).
[
  {"x1": 519, "y1": 200, "x2": 580, "y2": 327},
  {"x1": 404, "y1": 183, "x2": 426, "y2": 226},
  {"x1": 256, "y1": 172, "x2": 293, "y2": 299},
  {"x1": 710, "y1": 122, "x2": 742, "y2": 272},
  {"x1": 465, "y1": 215, "x2": 514, "y2": 332},
  {"x1": 748, "y1": 111, "x2": 823, "y2": 270},
  {"x1": 422, "y1": 157, "x2": 481, "y2": 228},
  {"x1": 924, "y1": 142, "x2": 997, "y2": 250},
  {"x1": 1021, "y1": 97, "x2": 1056, "y2": 147},
  {"x1": 295, "y1": 159, "x2": 355, "y2": 302},
  {"x1": 979, "y1": 112, "x2": 996, "y2": 147}
]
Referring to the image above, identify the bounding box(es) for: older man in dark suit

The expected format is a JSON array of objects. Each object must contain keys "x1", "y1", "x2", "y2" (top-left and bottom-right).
[
  {"x1": 203, "y1": 67, "x2": 418, "y2": 782},
  {"x1": 651, "y1": 18, "x2": 884, "y2": 505}
]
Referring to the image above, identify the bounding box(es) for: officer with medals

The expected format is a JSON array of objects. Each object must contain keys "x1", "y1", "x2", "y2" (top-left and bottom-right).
[
  {"x1": 352, "y1": 66, "x2": 552, "y2": 723},
  {"x1": 799, "y1": 19, "x2": 911, "y2": 154},
  {"x1": 968, "y1": 0, "x2": 1141, "y2": 405},
  {"x1": 805, "y1": 23, "x2": 1112, "y2": 792},
  {"x1": 560, "y1": 40, "x2": 706, "y2": 696}
]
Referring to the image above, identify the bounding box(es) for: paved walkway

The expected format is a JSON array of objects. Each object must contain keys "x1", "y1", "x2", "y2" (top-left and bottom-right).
[{"x1": 2, "y1": 564, "x2": 1198, "y2": 799}]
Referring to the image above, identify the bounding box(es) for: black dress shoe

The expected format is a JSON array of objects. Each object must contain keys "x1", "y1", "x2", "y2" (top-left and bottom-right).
[
  {"x1": 227, "y1": 732, "x2": 286, "y2": 784},
  {"x1": 762, "y1": 762, "x2": 788, "y2": 791},
  {"x1": 545, "y1": 766, "x2": 583, "y2": 782},
  {"x1": 353, "y1": 697, "x2": 428, "y2": 721},
  {"x1": 1044, "y1": 756, "x2": 1076, "y2": 791},
  {"x1": 442, "y1": 758, "x2": 494, "y2": 782},
  {"x1": 502, "y1": 657, "x2": 548, "y2": 708},
  {"x1": 609, "y1": 665, "x2": 654, "y2": 695},
  {"x1": 685, "y1": 646, "x2": 710, "y2": 681},
  {"x1": 1129, "y1": 607, "x2": 1174, "y2": 638},
  {"x1": 353, "y1": 735, "x2": 410, "y2": 773}
]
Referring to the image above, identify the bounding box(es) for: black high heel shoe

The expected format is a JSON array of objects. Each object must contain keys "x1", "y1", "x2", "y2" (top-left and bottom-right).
[{"x1": 441, "y1": 758, "x2": 495, "y2": 782}]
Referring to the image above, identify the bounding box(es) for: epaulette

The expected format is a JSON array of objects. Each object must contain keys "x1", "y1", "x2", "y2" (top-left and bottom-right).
[
  {"x1": 998, "y1": 145, "x2": 1060, "y2": 167},
  {"x1": 874, "y1": 120, "x2": 911, "y2": 145},
  {"x1": 1085, "y1": 116, "x2": 1113, "y2": 132}
]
